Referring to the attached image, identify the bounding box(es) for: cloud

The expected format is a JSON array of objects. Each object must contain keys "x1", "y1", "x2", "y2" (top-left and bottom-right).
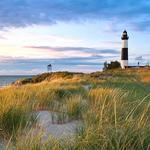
[
  {"x1": 0, "y1": 45, "x2": 120, "y2": 74},
  {"x1": 0, "y1": 0, "x2": 149, "y2": 31},
  {"x1": 135, "y1": 54, "x2": 150, "y2": 61},
  {"x1": 25, "y1": 46, "x2": 120, "y2": 55},
  {"x1": 0, "y1": 56, "x2": 105, "y2": 66},
  {"x1": 135, "y1": 56, "x2": 144, "y2": 61},
  {"x1": 0, "y1": 53, "x2": 116, "y2": 74},
  {"x1": 0, "y1": 51, "x2": 149, "y2": 74}
]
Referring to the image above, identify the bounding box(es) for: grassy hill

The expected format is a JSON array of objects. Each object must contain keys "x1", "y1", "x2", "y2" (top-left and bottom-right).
[{"x1": 0, "y1": 68, "x2": 150, "y2": 149}]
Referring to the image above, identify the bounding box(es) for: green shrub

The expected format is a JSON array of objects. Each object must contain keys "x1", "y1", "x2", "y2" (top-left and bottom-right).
[
  {"x1": 0, "y1": 107, "x2": 36, "y2": 138},
  {"x1": 103, "y1": 61, "x2": 121, "y2": 70},
  {"x1": 66, "y1": 95, "x2": 86, "y2": 120}
]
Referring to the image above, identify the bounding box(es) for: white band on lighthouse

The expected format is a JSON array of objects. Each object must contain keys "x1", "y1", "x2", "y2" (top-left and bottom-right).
[
  {"x1": 122, "y1": 40, "x2": 128, "y2": 48},
  {"x1": 121, "y1": 60, "x2": 128, "y2": 69}
]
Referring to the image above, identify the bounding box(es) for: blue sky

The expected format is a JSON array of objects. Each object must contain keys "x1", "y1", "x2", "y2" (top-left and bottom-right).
[{"x1": 0, "y1": 0, "x2": 150, "y2": 74}]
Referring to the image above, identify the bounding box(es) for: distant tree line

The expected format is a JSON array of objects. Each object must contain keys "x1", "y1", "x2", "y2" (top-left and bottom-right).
[{"x1": 103, "y1": 61, "x2": 121, "y2": 70}]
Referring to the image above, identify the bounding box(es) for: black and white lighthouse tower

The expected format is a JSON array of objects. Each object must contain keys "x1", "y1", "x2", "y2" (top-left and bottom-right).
[{"x1": 121, "y1": 30, "x2": 129, "y2": 69}]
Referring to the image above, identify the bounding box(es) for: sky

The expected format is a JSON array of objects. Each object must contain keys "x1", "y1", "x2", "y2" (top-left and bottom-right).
[{"x1": 0, "y1": 0, "x2": 150, "y2": 75}]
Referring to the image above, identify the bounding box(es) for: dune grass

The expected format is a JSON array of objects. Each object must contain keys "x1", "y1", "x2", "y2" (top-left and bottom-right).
[
  {"x1": 73, "y1": 88, "x2": 150, "y2": 150},
  {"x1": 0, "y1": 68, "x2": 149, "y2": 149}
]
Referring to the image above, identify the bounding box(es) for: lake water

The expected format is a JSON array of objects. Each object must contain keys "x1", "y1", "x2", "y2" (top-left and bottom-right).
[{"x1": 0, "y1": 76, "x2": 32, "y2": 87}]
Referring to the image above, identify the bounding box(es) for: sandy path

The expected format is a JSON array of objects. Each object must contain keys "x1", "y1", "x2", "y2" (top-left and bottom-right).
[
  {"x1": 36, "y1": 111, "x2": 80, "y2": 139},
  {"x1": 0, "y1": 142, "x2": 5, "y2": 150},
  {"x1": 83, "y1": 84, "x2": 92, "y2": 91}
]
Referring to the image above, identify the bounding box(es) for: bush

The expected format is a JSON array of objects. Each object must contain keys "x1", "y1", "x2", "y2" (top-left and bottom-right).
[{"x1": 103, "y1": 61, "x2": 121, "y2": 70}]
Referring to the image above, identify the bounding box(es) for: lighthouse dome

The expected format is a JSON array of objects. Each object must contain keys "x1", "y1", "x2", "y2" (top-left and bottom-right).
[{"x1": 122, "y1": 30, "x2": 129, "y2": 40}]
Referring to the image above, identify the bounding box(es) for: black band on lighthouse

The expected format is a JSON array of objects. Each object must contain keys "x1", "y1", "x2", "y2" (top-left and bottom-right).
[{"x1": 121, "y1": 48, "x2": 128, "y2": 60}]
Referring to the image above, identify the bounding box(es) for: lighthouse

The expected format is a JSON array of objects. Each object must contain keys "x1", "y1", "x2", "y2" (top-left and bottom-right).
[{"x1": 121, "y1": 30, "x2": 129, "y2": 69}]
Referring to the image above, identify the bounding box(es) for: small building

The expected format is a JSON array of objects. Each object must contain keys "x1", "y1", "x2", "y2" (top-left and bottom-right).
[{"x1": 47, "y1": 64, "x2": 52, "y2": 72}]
